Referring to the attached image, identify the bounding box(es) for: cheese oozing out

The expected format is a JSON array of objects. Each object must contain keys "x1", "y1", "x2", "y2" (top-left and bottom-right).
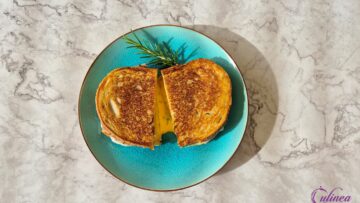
[{"x1": 154, "y1": 76, "x2": 174, "y2": 145}]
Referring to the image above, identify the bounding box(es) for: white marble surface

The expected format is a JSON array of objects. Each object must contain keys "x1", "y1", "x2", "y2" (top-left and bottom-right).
[{"x1": 1, "y1": 0, "x2": 360, "y2": 202}]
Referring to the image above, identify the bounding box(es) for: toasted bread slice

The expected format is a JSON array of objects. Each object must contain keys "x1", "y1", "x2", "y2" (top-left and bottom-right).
[
  {"x1": 161, "y1": 58, "x2": 232, "y2": 147},
  {"x1": 95, "y1": 67, "x2": 157, "y2": 149}
]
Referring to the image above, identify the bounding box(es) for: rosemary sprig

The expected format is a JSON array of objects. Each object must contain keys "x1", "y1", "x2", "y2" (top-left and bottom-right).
[{"x1": 123, "y1": 33, "x2": 180, "y2": 68}]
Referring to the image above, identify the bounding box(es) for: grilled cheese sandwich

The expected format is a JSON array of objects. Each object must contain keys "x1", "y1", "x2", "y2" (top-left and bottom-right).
[
  {"x1": 95, "y1": 67, "x2": 157, "y2": 149},
  {"x1": 161, "y1": 59, "x2": 232, "y2": 146},
  {"x1": 96, "y1": 59, "x2": 232, "y2": 149}
]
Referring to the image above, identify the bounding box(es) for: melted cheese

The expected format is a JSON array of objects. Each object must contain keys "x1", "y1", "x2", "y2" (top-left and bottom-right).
[{"x1": 154, "y1": 76, "x2": 174, "y2": 145}]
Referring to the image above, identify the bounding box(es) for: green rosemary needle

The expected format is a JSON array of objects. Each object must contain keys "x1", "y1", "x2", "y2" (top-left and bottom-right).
[{"x1": 123, "y1": 33, "x2": 180, "y2": 68}]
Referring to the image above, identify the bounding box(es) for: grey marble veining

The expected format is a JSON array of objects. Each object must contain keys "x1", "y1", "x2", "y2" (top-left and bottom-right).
[{"x1": 1, "y1": 0, "x2": 360, "y2": 202}]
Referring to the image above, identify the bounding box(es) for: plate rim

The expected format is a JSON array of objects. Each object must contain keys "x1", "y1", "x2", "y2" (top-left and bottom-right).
[{"x1": 78, "y1": 24, "x2": 250, "y2": 192}]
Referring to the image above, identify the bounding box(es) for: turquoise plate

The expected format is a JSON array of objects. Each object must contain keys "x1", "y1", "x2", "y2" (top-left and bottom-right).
[{"x1": 78, "y1": 25, "x2": 248, "y2": 191}]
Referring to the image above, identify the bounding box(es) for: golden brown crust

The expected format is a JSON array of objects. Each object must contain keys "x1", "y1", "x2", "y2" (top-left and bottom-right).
[
  {"x1": 95, "y1": 67, "x2": 157, "y2": 148},
  {"x1": 161, "y1": 58, "x2": 232, "y2": 146}
]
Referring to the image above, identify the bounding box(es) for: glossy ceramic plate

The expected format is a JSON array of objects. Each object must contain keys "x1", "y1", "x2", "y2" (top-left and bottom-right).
[{"x1": 78, "y1": 25, "x2": 248, "y2": 191}]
